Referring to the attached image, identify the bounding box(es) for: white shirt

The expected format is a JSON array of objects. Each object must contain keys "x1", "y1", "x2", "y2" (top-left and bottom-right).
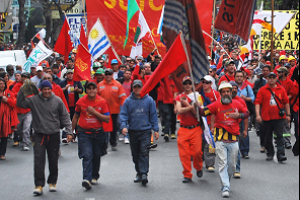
[
  {"x1": 31, "y1": 76, "x2": 42, "y2": 88},
  {"x1": 113, "y1": 72, "x2": 118, "y2": 80}
]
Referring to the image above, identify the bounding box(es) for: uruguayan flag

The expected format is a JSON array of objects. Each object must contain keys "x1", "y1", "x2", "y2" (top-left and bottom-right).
[{"x1": 88, "y1": 18, "x2": 110, "y2": 60}]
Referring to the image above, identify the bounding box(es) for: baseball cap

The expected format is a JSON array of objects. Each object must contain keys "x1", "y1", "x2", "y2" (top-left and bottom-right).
[
  {"x1": 66, "y1": 69, "x2": 74, "y2": 74},
  {"x1": 21, "y1": 72, "x2": 30, "y2": 78},
  {"x1": 111, "y1": 59, "x2": 118, "y2": 65},
  {"x1": 201, "y1": 75, "x2": 214, "y2": 83},
  {"x1": 218, "y1": 81, "x2": 232, "y2": 91},
  {"x1": 277, "y1": 67, "x2": 289, "y2": 74},
  {"x1": 251, "y1": 58, "x2": 258, "y2": 62},
  {"x1": 182, "y1": 76, "x2": 192, "y2": 84},
  {"x1": 105, "y1": 68, "x2": 113, "y2": 74},
  {"x1": 93, "y1": 62, "x2": 102, "y2": 68},
  {"x1": 210, "y1": 65, "x2": 217, "y2": 69},
  {"x1": 137, "y1": 56, "x2": 143, "y2": 60},
  {"x1": 133, "y1": 80, "x2": 143, "y2": 87},
  {"x1": 284, "y1": 63, "x2": 291, "y2": 68},
  {"x1": 268, "y1": 72, "x2": 277, "y2": 78},
  {"x1": 225, "y1": 60, "x2": 235, "y2": 67},
  {"x1": 85, "y1": 81, "x2": 97, "y2": 89},
  {"x1": 207, "y1": 56, "x2": 212, "y2": 60},
  {"x1": 229, "y1": 81, "x2": 238, "y2": 88},
  {"x1": 95, "y1": 68, "x2": 105, "y2": 75},
  {"x1": 15, "y1": 70, "x2": 22, "y2": 75},
  {"x1": 36, "y1": 66, "x2": 43, "y2": 72}
]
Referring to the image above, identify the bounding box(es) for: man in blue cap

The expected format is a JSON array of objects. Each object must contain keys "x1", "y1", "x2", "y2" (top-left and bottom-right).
[
  {"x1": 209, "y1": 65, "x2": 219, "y2": 88},
  {"x1": 111, "y1": 59, "x2": 124, "y2": 80}
]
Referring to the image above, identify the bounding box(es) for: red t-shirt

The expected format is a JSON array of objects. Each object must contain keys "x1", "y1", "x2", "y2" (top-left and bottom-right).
[
  {"x1": 279, "y1": 78, "x2": 294, "y2": 98},
  {"x1": 201, "y1": 89, "x2": 220, "y2": 125},
  {"x1": 157, "y1": 81, "x2": 164, "y2": 102},
  {"x1": 290, "y1": 81, "x2": 299, "y2": 112},
  {"x1": 218, "y1": 74, "x2": 235, "y2": 85},
  {"x1": 163, "y1": 76, "x2": 178, "y2": 104},
  {"x1": 175, "y1": 93, "x2": 199, "y2": 127},
  {"x1": 67, "y1": 80, "x2": 75, "y2": 107},
  {"x1": 123, "y1": 81, "x2": 132, "y2": 97},
  {"x1": 75, "y1": 95, "x2": 110, "y2": 130},
  {"x1": 254, "y1": 84, "x2": 289, "y2": 121},
  {"x1": 207, "y1": 99, "x2": 248, "y2": 135}
]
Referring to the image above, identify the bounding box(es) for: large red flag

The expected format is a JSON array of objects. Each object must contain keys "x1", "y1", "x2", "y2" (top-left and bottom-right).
[
  {"x1": 54, "y1": 20, "x2": 73, "y2": 64},
  {"x1": 73, "y1": 25, "x2": 91, "y2": 82},
  {"x1": 214, "y1": 0, "x2": 256, "y2": 42},
  {"x1": 140, "y1": 34, "x2": 187, "y2": 97}
]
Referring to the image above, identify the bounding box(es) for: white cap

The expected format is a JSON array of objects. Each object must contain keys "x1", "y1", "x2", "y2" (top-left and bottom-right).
[
  {"x1": 201, "y1": 75, "x2": 214, "y2": 82},
  {"x1": 218, "y1": 81, "x2": 232, "y2": 91},
  {"x1": 36, "y1": 66, "x2": 43, "y2": 72},
  {"x1": 207, "y1": 56, "x2": 212, "y2": 60}
]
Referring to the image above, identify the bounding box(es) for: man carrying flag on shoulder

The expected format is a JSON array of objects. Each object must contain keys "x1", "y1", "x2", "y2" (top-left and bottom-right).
[{"x1": 174, "y1": 76, "x2": 204, "y2": 184}]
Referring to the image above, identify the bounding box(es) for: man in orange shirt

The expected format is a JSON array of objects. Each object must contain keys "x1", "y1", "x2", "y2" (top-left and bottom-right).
[{"x1": 97, "y1": 68, "x2": 127, "y2": 151}]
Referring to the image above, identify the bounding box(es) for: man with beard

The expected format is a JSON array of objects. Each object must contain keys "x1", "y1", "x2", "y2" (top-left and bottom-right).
[
  {"x1": 277, "y1": 67, "x2": 294, "y2": 149},
  {"x1": 199, "y1": 82, "x2": 249, "y2": 198}
]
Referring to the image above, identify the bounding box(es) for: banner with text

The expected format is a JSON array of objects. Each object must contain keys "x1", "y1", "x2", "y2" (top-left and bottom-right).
[{"x1": 253, "y1": 10, "x2": 299, "y2": 50}]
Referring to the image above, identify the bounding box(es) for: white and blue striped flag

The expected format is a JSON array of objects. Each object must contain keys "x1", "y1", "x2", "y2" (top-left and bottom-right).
[{"x1": 88, "y1": 18, "x2": 110, "y2": 60}]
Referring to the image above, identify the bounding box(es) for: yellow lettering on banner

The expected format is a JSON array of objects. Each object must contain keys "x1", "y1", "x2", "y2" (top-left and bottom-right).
[
  {"x1": 119, "y1": 0, "x2": 127, "y2": 10},
  {"x1": 149, "y1": 0, "x2": 162, "y2": 11},
  {"x1": 104, "y1": 0, "x2": 117, "y2": 9},
  {"x1": 139, "y1": 0, "x2": 145, "y2": 11}
]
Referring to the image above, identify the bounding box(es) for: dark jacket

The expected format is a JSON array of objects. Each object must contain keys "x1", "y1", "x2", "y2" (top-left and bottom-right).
[
  {"x1": 59, "y1": 79, "x2": 83, "y2": 107},
  {"x1": 253, "y1": 77, "x2": 267, "y2": 96}
]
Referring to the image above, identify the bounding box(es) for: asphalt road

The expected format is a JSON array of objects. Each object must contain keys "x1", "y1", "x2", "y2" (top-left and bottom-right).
[{"x1": 0, "y1": 126, "x2": 299, "y2": 200}]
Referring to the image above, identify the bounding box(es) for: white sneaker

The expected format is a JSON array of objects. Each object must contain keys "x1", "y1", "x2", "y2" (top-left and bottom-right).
[
  {"x1": 124, "y1": 138, "x2": 130, "y2": 144},
  {"x1": 23, "y1": 146, "x2": 30, "y2": 151},
  {"x1": 222, "y1": 191, "x2": 230, "y2": 198},
  {"x1": 119, "y1": 135, "x2": 124, "y2": 141}
]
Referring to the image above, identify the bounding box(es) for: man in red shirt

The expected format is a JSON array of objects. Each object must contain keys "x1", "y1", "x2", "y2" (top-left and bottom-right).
[
  {"x1": 199, "y1": 81, "x2": 249, "y2": 198},
  {"x1": 72, "y1": 82, "x2": 110, "y2": 190},
  {"x1": 162, "y1": 75, "x2": 178, "y2": 141},
  {"x1": 174, "y1": 76, "x2": 204, "y2": 183},
  {"x1": 255, "y1": 72, "x2": 290, "y2": 162},
  {"x1": 218, "y1": 60, "x2": 236, "y2": 85},
  {"x1": 200, "y1": 75, "x2": 220, "y2": 172},
  {"x1": 277, "y1": 67, "x2": 294, "y2": 149}
]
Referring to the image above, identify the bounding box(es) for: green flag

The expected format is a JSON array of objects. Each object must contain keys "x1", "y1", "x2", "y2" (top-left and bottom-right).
[{"x1": 124, "y1": 0, "x2": 140, "y2": 48}]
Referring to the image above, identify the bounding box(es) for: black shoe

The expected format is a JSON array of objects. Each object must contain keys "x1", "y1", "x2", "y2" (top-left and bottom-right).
[
  {"x1": 197, "y1": 170, "x2": 203, "y2": 178},
  {"x1": 182, "y1": 177, "x2": 192, "y2": 183},
  {"x1": 150, "y1": 143, "x2": 158, "y2": 149},
  {"x1": 164, "y1": 134, "x2": 169, "y2": 142},
  {"x1": 285, "y1": 143, "x2": 292, "y2": 149},
  {"x1": 141, "y1": 174, "x2": 148, "y2": 186},
  {"x1": 243, "y1": 154, "x2": 250, "y2": 159},
  {"x1": 266, "y1": 156, "x2": 273, "y2": 161},
  {"x1": 134, "y1": 174, "x2": 141, "y2": 183},
  {"x1": 82, "y1": 180, "x2": 92, "y2": 190},
  {"x1": 278, "y1": 155, "x2": 287, "y2": 162}
]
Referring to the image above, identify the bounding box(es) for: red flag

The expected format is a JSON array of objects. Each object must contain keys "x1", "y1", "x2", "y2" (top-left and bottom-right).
[
  {"x1": 140, "y1": 34, "x2": 187, "y2": 97},
  {"x1": 214, "y1": 0, "x2": 256, "y2": 41},
  {"x1": 73, "y1": 25, "x2": 91, "y2": 82},
  {"x1": 54, "y1": 20, "x2": 73, "y2": 64}
]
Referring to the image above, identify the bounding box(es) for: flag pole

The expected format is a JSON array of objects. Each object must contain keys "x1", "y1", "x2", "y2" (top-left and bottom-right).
[
  {"x1": 179, "y1": 31, "x2": 200, "y2": 122},
  {"x1": 81, "y1": 0, "x2": 88, "y2": 35},
  {"x1": 210, "y1": 0, "x2": 216, "y2": 56},
  {"x1": 97, "y1": 18, "x2": 122, "y2": 63},
  {"x1": 270, "y1": 0, "x2": 274, "y2": 71},
  {"x1": 149, "y1": 32, "x2": 160, "y2": 56},
  {"x1": 258, "y1": 1, "x2": 264, "y2": 61},
  {"x1": 63, "y1": 11, "x2": 96, "y2": 60}
]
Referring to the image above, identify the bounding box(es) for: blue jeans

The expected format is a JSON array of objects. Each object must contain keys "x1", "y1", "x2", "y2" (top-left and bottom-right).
[
  {"x1": 215, "y1": 141, "x2": 239, "y2": 192},
  {"x1": 78, "y1": 131, "x2": 107, "y2": 182},
  {"x1": 236, "y1": 121, "x2": 249, "y2": 173},
  {"x1": 129, "y1": 129, "x2": 152, "y2": 175}
]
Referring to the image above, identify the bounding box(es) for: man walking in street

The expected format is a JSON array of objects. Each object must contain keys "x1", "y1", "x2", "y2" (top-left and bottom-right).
[
  {"x1": 17, "y1": 80, "x2": 72, "y2": 196},
  {"x1": 174, "y1": 77, "x2": 205, "y2": 183},
  {"x1": 218, "y1": 60, "x2": 236, "y2": 85},
  {"x1": 199, "y1": 81, "x2": 249, "y2": 198},
  {"x1": 72, "y1": 82, "x2": 110, "y2": 190},
  {"x1": 255, "y1": 72, "x2": 290, "y2": 162},
  {"x1": 120, "y1": 80, "x2": 159, "y2": 186},
  {"x1": 98, "y1": 68, "x2": 127, "y2": 151}
]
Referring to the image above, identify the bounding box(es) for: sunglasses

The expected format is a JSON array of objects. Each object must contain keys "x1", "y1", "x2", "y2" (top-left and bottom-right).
[
  {"x1": 277, "y1": 71, "x2": 284, "y2": 73},
  {"x1": 105, "y1": 73, "x2": 113, "y2": 76},
  {"x1": 209, "y1": 71, "x2": 213, "y2": 73},
  {"x1": 183, "y1": 81, "x2": 192, "y2": 85},
  {"x1": 203, "y1": 81, "x2": 212, "y2": 84},
  {"x1": 43, "y1": 77, "x2": 51, "y2": 80},
  {"x1": 100, "y1": 62, "x2": 104, "y2": 64}
]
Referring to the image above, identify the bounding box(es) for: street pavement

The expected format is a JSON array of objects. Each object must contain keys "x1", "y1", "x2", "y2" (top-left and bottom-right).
[{"x1": 0, "y1": 126, "x2": 299, "y2": 200}]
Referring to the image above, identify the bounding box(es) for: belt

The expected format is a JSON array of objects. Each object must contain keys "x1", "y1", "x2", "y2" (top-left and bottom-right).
[{"x1": 180, "y1": 124, "x2": 201, "y2": 130}]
